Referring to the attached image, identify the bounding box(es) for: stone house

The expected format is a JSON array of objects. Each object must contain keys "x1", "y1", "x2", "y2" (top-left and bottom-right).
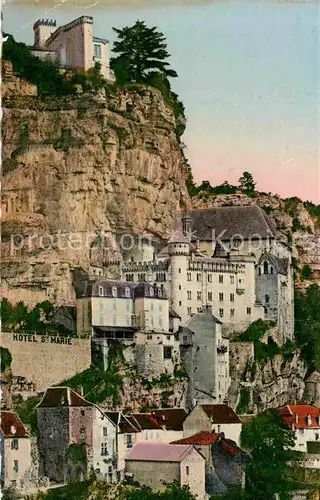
[
  {"x1": 171, "y1": 431, "x2": 249, "y2": 496},
  {"x1": 36, "y1": 387, "x2": 117, "y2": 483},
  {"x1": 105, "y1": 409, "x2": 187, "y2": 475},
  {"x1": 0, "y1": 411, "x2": 31, "y2": 490},
  {"x1": 179, "y1": 305, "x2": 230, "y2": 405},
  {"x1": 183, "y1": 404, "x2": 242, "y2": 446},
  {"x1": 31, "y1": 16, "x2": 112, "y2": 80},
  {"x1": 279, "y1": 404, "x2": 320, "y2": 453},
  {"x1": 125, "y1": 442, "x2": 206, "y2": 499}
]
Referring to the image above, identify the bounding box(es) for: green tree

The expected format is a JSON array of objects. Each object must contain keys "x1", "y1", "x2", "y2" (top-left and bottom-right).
[
  {"x1": 294, "y1": 284, "x2": 320, "y2": 370},
  {"x1": 238, "y1": 171, "x2": 256, "y2": 196},
  {"x1": 301, "y1": 264, "x2": 313, "y2": 280},
  {"x1": 110, "y1": 20, "x2": 178, "y2": 84},
  {"x1": 241, "y1": 409, "x2": 298, "y2": 499},
  {"x1": 0, "y1": 347, "x2": 12, "y2": 372},
  {"x1": 125, "y1": 481, "x2": 196, "y2": 500}
]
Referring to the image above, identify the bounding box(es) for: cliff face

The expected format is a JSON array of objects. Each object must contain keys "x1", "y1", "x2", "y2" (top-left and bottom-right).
[{"x1": 2, "y1": 66, "x2": 190, "y2": 305}]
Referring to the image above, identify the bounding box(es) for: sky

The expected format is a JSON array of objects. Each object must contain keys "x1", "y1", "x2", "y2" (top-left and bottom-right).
[{"x1": 3, "y1": 0, "x2": 319, "y2": 203}]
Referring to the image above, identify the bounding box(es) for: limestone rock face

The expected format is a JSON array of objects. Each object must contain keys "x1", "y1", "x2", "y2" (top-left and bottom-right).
[{"x1": 2, "y1": 77, "x2": 190, "y2": 305}]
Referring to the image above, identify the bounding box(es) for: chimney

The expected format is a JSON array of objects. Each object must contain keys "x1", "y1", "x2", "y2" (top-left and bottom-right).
[
  {"x1": 77, "y1": 385, "x2": 84, "y2": 397},
  {"x1": 204, "y1": 304, "x2": 212, "y2": 315}
]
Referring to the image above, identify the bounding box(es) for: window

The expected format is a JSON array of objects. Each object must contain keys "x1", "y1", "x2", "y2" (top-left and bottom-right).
[
  {"x1": 187, "y1": 291, "x2": 192, "y2": 300},
  {"x1": 270, "y1": 266, "x2": 274, "y2": 274},
  {"x1": 247, "y1": 307, "x2": 251, "y2": 315},
  {"x1": 187, "y1": 307, "x2": 192, "y2": 315},
  {"x1": 179, "y1": 284, "x2": 181, "y2": 290},
  {"x1": 230, "y1": 309, "x2": 235, "y2": 317},
  {"x1": 217, "y1": 425, "x2": 221, "y2": 432},
  {"x1": 219, "y1": 275, "x2": 223, "y2": 283},
  {"x1": 219, "y1": 308, "x2": 224, "y2": 317},
  {"x1": 178, "y1": 268, "x2": 181, "y2": 273},
  {"x1": 126, "y1": 301, "x2": 130, "y2": 312},
  {"x1": 126, "y1": 434, "x2": 133, "y2": 448},
  {"x1": 159, "y1": 304, "x2": 163, "y2": 312},
  {"x1": 125, "y1": 287, "x2": 130, "y2": 298},
  {"x1": 103, "y1": 427, "x2": 108, "y2": 437},
  {"x1": 183, "y1": 335, "x2": 188, "y2": 344},
  {"x1": 81, "y1": 410, "x2": 85, "y2": 416},
  {"x1": 230, "y1": 275, "x2": 235, "y2": 284},
  {"x1": 164, "y1": 346, "x2": 172, "y2": 359},
  {"x1": 150, "y1": 303, "x2": 154, "y2": 312},
  {"x1": 219, "y1": 293, "x2": 224, "y2": 302},
  {"x1": 80, "y1": 428, "x2": 86, "y2": 441},
  {"x1": 230, "y1": 293, "x2": 234, "y2": 302},
  {"x1": 98, "y1": 286, "x2": 103, "y2": 296},
  {"x1": 197, "y1": 291, "x2": 202, "y2": 301},
  {"x1": 101, "y1": 443, "x2": 108, "y2": 456},
  {"x1": 197, "y1": 273, "x2": 201, "y2": 282},
  {"x1": 149, "y1": 287, "x2": 154, "y2": 297},
  {"x1": 265, "y1": 294, "x2": 270, "y2": 304},
  {"x1": 263, "y1": 261, "x2": 269, "y2": 274},
  {"x1": 11, "y1": 439, "x2": 19, "y2": 450},
  {"x1": 99, "y1": 302, "x2": 104, "y2": 311},
  {"x1": 187, "y1": 272, "x2": 191, "y2": 281},
  {"x1": 197, "y1": 307, "x2": 202, "y2": 313},
  {"x1": 113, "y1": 314, "x2": 117, "y2": 325},
  {"x1": 113, "y1": 299, "x2": 117, "y2": 310},
  {"x1": 13, "y1": 460, "x2": 19, "y2": 473},
  {"x1": 208, "y1": 292, "x2": 212, "y2": 301},
  {"x1": 208, "y1": 274, "x2": 212, "y2": 282},
  {"x1": 112, "y1": 286, "x2": 117, "y2": 297},
  {"x1": 94, "y1": 43, "x2": 102, "y2": 58},
  {"x1": 179, "y1": 301, "x2": 182, "y2": 306},
  {"x1": 159, "y1": 318, "x2": 163, "y2": 328},
  {"x1": 99, "y1": 315, "x2": 104, "y2": 325},
  {"x1": 186, "y1": 466, "x2": 189, "y2": 476}
]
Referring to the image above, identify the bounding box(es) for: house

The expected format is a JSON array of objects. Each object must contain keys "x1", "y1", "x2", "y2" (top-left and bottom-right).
[
  {"x1": 105, "y1": 409, "x2": 187, "y2": 475},
  {"x1": 36, "y1": 387, "x2": 117, "y2": 482},
  {"x1": 279, "y1": 404, "x2": 320, "y2": 453},
  {"x1": 179, "y1": 305, "x2": 231, "y2": 405},
  {"x1": 171, "y1": 431, "x2": 249, "y2": 496},
  {"x1": 183, "y1": 404, "x2": 242, "y2": 446},
  {"x1": 0, "y1": 411, "x2": 31, "y2": 490},
  {"x1": 125, "y1": 442, "x2": 206, "y2": 499},
  {"x1": 31, "y1": 16, "x2": 112, "y2": 80}
]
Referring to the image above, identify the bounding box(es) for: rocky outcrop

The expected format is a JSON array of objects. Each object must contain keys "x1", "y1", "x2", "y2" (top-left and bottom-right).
[{"x1": 2, "y1": 67, "x2": 190, "y2": 305}]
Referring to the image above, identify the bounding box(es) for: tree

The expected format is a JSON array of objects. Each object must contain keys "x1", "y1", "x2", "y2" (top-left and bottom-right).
[
  {"x1": 241, "y1": 409, "x2": 298, "y2": 499},
  {"x1": 300, "y1": 264, "x2": 313, "y2": 280},
  {"x1": 294, "y1": 284, "x2": 320, "y2": 370},
  {"x1": 110, "y1": 20, "x2": 178, "y2": 84},
  {"x1": 238, "y1": 171, "x2": 256, "y2": 196}
]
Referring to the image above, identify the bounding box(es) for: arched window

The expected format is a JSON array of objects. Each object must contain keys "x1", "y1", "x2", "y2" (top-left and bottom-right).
[
  {"x1": 258, "y1": 267, "x2": 261, "y2": 275},
  {"x1": 263, "y1": 261, "x2": 269, "y2": 274},
  {"x1": 270, "y1": 266, "x2": 274, "y2": 274}
]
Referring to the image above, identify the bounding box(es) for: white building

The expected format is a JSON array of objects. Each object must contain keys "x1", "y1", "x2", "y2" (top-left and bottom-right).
[
  {"x1": 0, "y1": 412, "x2": 31, "y2": 490},
  {"x1": 278, "y1": 404, "x2": 320, "y2": 453},
  {"x1": 31, "y1": 16, "x2": 112, "y2": 80},
  {"x1": 183, "y1": 404, "x2": 243, "y2": 446}
]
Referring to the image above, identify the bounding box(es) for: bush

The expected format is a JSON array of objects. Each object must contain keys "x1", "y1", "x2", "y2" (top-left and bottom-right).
[
  {"x1": 0, "y1": 346, "x2": 12, "y2": 372},
  {"x1": 301, "y1": 264, "x2": 313, "y2": 280}
]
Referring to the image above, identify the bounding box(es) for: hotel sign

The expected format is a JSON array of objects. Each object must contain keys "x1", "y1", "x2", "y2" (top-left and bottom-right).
[{"x1": 12, "y1": 334, "x2": 73, "y2": 345}]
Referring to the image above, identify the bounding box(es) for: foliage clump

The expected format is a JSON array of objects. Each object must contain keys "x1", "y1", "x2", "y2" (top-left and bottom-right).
[
  {"x1": 294, "y1": 284, "x2": 320, "y2": 371},
  {"x1": 0, "y1": 347, "x2": 12, "y2": 372}
]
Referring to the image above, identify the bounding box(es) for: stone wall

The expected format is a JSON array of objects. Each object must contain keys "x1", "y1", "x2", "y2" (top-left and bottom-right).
[{"x1": 0, "y1": 332, "x2": 91, "y2": 392}]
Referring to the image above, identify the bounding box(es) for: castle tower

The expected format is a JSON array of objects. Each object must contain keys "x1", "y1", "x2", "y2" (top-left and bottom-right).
[
  {"x1": 33, "y1": 19, "x2": 57, "y2": 48},
  {"x1": 168, "y1": 222, "x2": 190, "y2": 325},
  {"x1": 182, "y1": 212, "x2": 192, "y2": 239}
]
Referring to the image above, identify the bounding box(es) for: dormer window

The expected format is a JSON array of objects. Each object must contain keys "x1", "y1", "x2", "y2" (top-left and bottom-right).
[
  {"x1": 112, "y1": 286, "x2": 117, "y2": 297},
  {"x1": 10, "y1": 426, "x2": 16, "y2": 435},
  {"x1": 125, "y1": 287, "x2": 130, "y2": 298},
  {"x1": 307, "y1": 415, "x2": 312, "y2": 426},
  {"x1": 149, "y1": 287, "x2": 154, "y2": 297},
  {"x1": 98, "y1": 286, "x2": 103, "y2": 297},
  {"x1": 263, "y1": 261, "x2": 269, "y2": 274}
]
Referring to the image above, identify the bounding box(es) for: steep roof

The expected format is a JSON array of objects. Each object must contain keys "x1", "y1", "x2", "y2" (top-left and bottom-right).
[
  {"x1": 126, "y1": 442, "x2": 200, "y2": 462},
  {"x1": 104, "y1": 412, "x2": 140, "y2": 433},
  {"x1": 171, "y1": 431, "x2": 220, "y2": 445},
  {"x1": 200, "y1": 404, "x2": 242, "y2": 424},
  {"x1": 150, "y1": 409, "x2": 187, "y2": 431},
  {"x1": 187, "y1": 206, "x2": 277, "y2": 241},
  {"x1": 37, "y1": 387, "x2": 92, "y2": 408},
  {"x1": 131, "y1": 413, "x2": 160, "y2": 430},
  {"x1": 258, "y1": 253, "x2": 289, "y2": 275},
  {"x1": 188, "y1": 305, "x2": 223, "y2": 328},
  {"x1": 279, "y1": 405, "x2": 320, "y2": 430},
  {"x1": 0, "y1": 411, "x2": 29, "y2": 438},
  {"x1": 169, "y1": 307, "x2": 181, "y2": 320}
]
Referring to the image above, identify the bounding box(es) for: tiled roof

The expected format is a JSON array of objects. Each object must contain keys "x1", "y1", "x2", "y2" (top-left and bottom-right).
[
  {"x1": 220, "y1": 438, "x2": 242, "y2": 456},
  {"x1": 200, "y1": 404, "x2": 242, "y2": 424},
  {"x1": 150, "y1": 409, "x2": 187, "y2": 431},
  {"x1": 258, "y1": 253, "x2": 289, "y2": 275},
  {"x1": 171, "y1": 432, "x2": 220, "y2": 445},
  {"x1": 126, "y1": 443, "x2": 198, "y2": 462},
  {"x1": 37, "y1": 387, "x2": 92, "y2": 408},
  {"x1": 131, "y1": 413, "x2": 161, "y2": 430},
  {"x1": 187, "y1": 206, "x2": 277, "y2": 241},
  {"x1": 0, "y1": 411, "x2": 29, "y2": 438},
  {"x1": 104, "y1": 412, "x2": 140, "y2": 433},
  {"x1": 279, "y1": 405, "x2": 320, "y2": 430}
]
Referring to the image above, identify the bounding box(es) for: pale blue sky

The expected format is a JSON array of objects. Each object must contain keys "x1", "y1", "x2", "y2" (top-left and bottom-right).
[{"x1": 3, "y1": 1, "x2": 319, "y2": 202}]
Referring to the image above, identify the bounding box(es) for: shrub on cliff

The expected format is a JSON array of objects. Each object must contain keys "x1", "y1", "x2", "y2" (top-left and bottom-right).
[{"x1": 294, "y1": 284, "x2": 320, "y2": 371}]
